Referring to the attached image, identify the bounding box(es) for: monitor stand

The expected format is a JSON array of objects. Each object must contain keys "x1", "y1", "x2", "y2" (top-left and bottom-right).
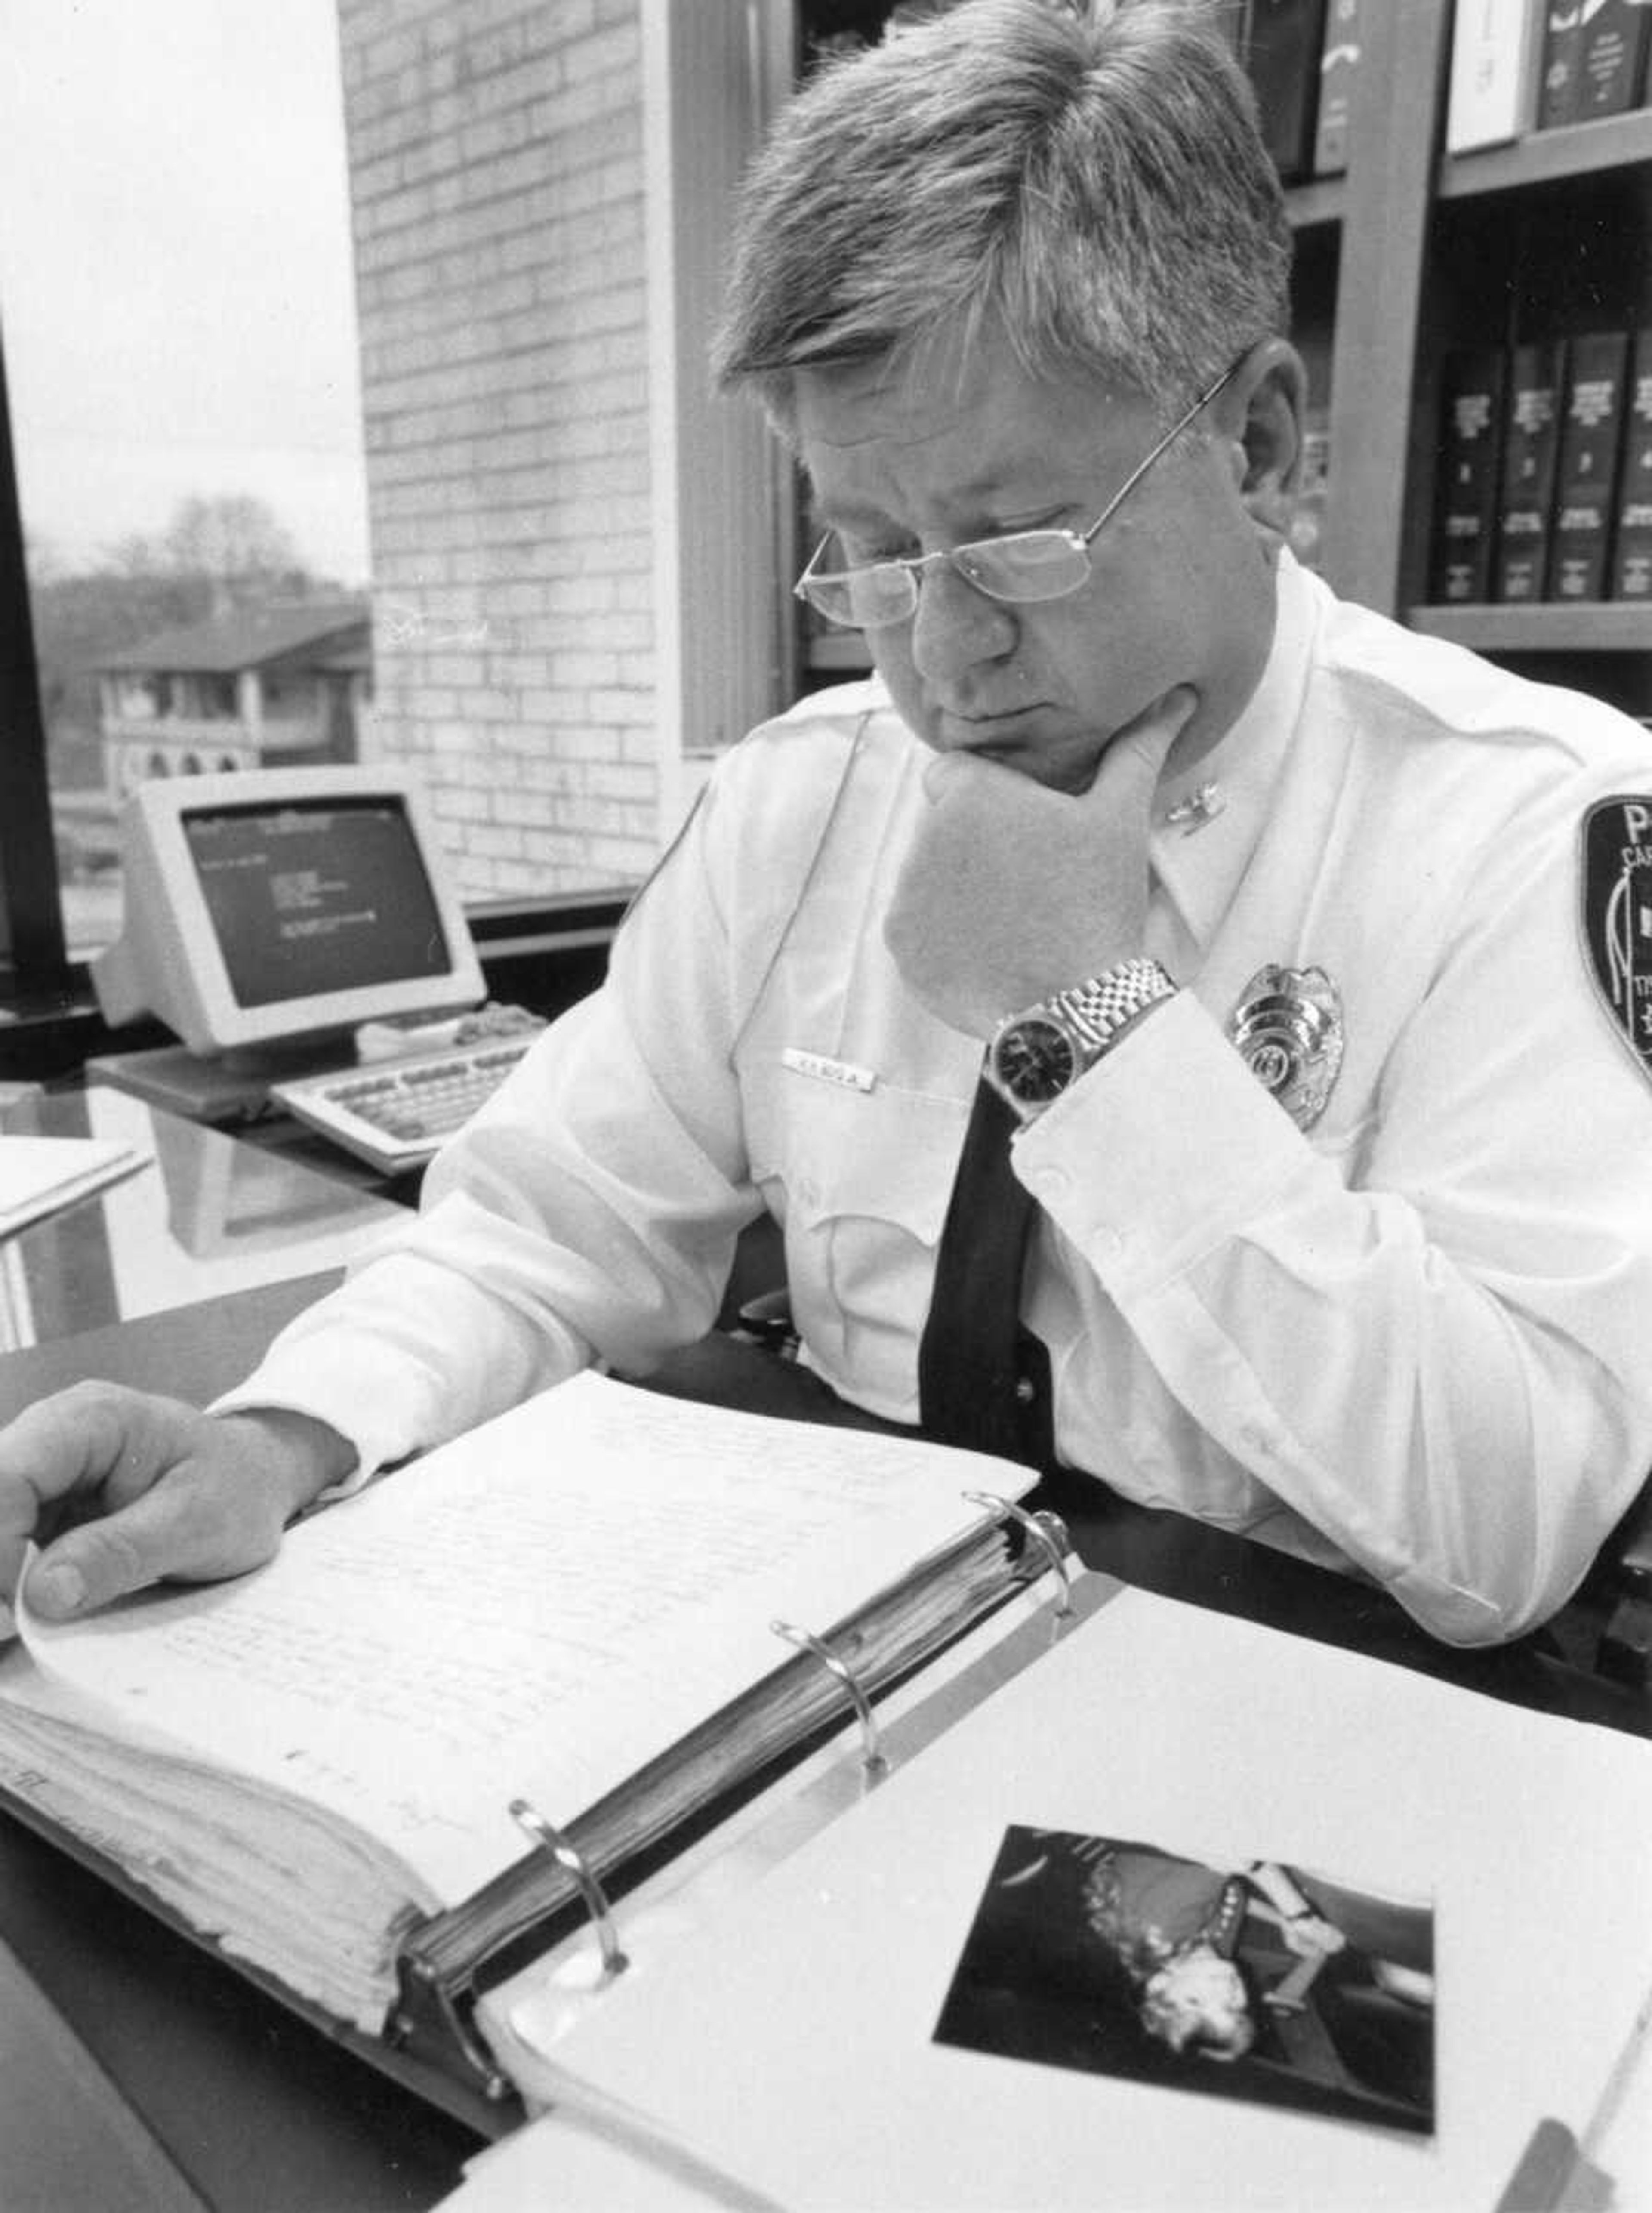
[{"x1": 86, "y1": 1038, "x2": 356, "y2": 1127}]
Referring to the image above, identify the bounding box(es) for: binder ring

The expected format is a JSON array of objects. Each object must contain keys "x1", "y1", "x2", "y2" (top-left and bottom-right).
[
  {"x1": 964, "y1": 1491, "x2": 1075, "y2": 1617},
  {"x1": 771, "y1": 1619, "x2": 888, "y2": 1775},
  {"x1": 509, "y1": 1799, "x2": 629, "y2": 1982}
]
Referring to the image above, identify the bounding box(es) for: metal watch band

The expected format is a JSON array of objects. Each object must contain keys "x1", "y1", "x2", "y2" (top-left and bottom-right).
[
  {"x1": 986, "y1": 957, "x2": 1177, "y2": 1125},
  {"x1": 1050, "y1": 957, "x2": 1177, "y2": 1052}
]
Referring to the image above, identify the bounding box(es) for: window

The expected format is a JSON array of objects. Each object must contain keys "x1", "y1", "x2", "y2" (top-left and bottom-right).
[{"x1": 0, "y1": 0, "x2": 371, "y2": 964}]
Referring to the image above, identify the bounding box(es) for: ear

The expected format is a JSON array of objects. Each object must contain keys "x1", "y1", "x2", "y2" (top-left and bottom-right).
[{"x1": 1215, "y1": 338, "x2": 1307, "y2": 549}]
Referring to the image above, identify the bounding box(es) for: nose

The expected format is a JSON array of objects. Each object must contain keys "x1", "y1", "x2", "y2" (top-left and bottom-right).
[{"x1": 906, "y1": 558, "x2": 1018, "y2": 693}]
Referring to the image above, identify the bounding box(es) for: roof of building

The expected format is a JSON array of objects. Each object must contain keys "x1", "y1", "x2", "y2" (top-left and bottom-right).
[{"x1": 99, "y1": 599, "x2": 371, "y2": 676}]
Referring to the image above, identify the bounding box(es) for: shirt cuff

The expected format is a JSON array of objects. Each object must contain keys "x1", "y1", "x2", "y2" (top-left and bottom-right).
[{"x1": 1009, "y1": 989, "x2": 1313, "y2": 1293}]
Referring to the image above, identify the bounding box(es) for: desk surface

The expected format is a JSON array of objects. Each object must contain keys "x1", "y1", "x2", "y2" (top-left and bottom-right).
[
  {"x1": 1, "y1": 1109, "x2": 1647, "y2": 2210},
  {"x1": 0, "y1": 1084, "x2": 406, "y2": 1352},
  {"x1": 0, "y1": 1093, "x2": 473, "y2": 2207}
]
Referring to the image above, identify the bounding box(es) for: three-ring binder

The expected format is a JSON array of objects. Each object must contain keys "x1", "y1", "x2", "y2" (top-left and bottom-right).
[
  {"x1": 771, "y1": 1619, "x2": 889, "y2": 1775},
  {"x1": 510, "y1": 1799, "x2": 629, "y2": 1982},
  {"x1": 964, "y1": 1490, "x2": 1075, "y2": 1616},
  {"x1": 389, "y1": 1492, "x2": 1078, "y2": 2103}
]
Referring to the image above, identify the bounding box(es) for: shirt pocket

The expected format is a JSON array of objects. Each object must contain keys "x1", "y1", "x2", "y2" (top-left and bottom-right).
[{"x1": 745, "y1": 1070, "x2": 970, "y2": 1409}]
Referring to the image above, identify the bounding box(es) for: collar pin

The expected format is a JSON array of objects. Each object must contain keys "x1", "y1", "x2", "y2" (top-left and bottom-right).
[{"x1": 1165, "y1": 781, "x2": 1225, "y2": 833}]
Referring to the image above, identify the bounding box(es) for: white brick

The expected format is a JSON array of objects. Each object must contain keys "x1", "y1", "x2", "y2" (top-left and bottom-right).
[{"x1": 341, "y1": 0, "x2": 656, "y2": 880}]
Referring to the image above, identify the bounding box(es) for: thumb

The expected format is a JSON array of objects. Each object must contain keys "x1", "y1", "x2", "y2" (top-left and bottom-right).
[
  {"x1": 24, "y1": 1491, "x2": 192, "y2": 1620},
  {"x1": 25, "y1": 1466, "x2": 278, "y2": 1622},
  {"x1": 1083, "y1": 685, "x2": 1198, "y2": 816}
]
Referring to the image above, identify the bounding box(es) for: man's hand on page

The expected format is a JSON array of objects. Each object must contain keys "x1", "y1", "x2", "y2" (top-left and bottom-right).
[{"x1": 0, "y1": 1386, "x2": 355, "y2": 1635}]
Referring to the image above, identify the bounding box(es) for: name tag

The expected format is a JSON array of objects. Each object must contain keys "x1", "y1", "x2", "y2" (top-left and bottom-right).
[{"x1": 782, "y1": 1046, "x2": 877, "y2": 1093}]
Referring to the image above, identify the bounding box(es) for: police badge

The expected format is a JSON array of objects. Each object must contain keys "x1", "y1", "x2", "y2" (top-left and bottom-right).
[
  {"x1": 1581, "y1": 795, "x2": 1652, "y2": 1080},
  {"x1": 1226, "y1": 965, "x2": 1344, "y2": 1133}
]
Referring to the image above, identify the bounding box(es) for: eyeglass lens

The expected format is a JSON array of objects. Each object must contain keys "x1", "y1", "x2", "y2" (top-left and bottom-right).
[{"x1": 803, "y1": 530, "x2": 1093, "y2": 630}]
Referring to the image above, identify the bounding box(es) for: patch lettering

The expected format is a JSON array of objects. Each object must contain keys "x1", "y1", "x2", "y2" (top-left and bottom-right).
[{"x1": 1581, "y1": 795, "x2": 1652, "y2": 1079}]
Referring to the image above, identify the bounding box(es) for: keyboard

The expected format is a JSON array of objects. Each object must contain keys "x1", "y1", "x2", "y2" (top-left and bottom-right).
[{"x1": 270, "y1": 1034, "x2": 539, "y2": 1175}]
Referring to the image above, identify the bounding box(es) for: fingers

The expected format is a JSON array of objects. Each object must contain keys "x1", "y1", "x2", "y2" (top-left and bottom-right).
[
  {"x1": 919, "y1": 746, "x2": 1000, "y2": 804},
  {"x1": 1080, "y1": 684, "x2": 1198, "y2": 811},
  {"x1": 27, "y1": 1465, "x2": 276, "y2": 1623},
  {"x1": 0, "y1": 1383, "x2": 151, "y2": 1621},
  {"x1": 0, "y1": 1385, "x2": 290, "y2": 1629}
]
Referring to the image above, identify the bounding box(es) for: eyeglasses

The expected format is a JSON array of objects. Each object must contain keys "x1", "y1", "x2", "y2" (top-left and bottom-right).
[{"x1": 795, "y1": 358, "x2": 1240, "y2": 632}]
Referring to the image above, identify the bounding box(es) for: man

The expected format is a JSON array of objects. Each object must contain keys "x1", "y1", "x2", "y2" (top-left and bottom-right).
[{"x1": 3, "y1": 0, "x2": 1652, "y2": 1646}]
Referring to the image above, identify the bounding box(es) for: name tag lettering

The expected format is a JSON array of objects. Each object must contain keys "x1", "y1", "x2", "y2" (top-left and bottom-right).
[{"x1": 781, "y1": 1047, "x2": 877, "y2": 1093}]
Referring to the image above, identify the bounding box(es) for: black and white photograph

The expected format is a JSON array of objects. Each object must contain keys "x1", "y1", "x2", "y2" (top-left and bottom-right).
[
  {"x1": 935, "y1": 1825, "x2": 1436, "y2": 2136},
  {"x1": 0, "y1": 0, "x2": 1650, "y2": 2204}
]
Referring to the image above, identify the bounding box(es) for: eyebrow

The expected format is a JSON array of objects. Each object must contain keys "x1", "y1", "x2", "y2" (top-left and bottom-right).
[{"x1": 810, "y1": 467, "x2": 1069, "y2": 534}]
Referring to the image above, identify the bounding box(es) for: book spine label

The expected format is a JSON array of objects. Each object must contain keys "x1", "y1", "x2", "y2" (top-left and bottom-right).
[
  {"x1": 1548, "y1": 328, "x2": 1630, "y2": 601},
  {"x1": 1493, "y1": 341, "x2": 1566, "y2": 602},
  {"x1": 1246, "y1": 0, "x2": 1330, "y2": 182},
  {"x1": 1537, "y1": 0, "x2": 1587, "y2": 124},
  {"x1": 1446, "y1": 0, "x2": 1543, "y2": 151},
  {"x1": 1312, "y1": 0, "x2": 1361, "y2": 175},
  {"x1": 1431, "y1": 350, "x2": 1508, "y2": 604},
  {"x1": 1611, "y1": 329, "x2": 1652, "y2": 598},
  {"x1": 1576, "y1": 0, "x2": 1652, "y2": 117}
]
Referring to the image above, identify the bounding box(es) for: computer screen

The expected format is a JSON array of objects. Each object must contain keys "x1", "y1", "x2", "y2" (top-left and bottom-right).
[{"x1": 91, "y1": 764, "x2": 486, "y2": 1064}]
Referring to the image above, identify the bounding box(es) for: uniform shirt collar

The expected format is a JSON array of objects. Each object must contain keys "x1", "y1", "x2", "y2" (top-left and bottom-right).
[{"x1": 1149, "y1": 550, "x2": 1318, "y2": 963}]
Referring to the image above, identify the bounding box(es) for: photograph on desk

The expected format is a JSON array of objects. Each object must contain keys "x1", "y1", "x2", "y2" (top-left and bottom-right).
[{"x1": 934, "y1": 1827, "x2": 1434, "y2": 2137}]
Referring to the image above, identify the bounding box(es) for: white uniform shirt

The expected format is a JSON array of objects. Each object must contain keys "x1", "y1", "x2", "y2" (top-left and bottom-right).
[{"x1": 222, "y1": 557, "x2": 1652, "y2": 1644}]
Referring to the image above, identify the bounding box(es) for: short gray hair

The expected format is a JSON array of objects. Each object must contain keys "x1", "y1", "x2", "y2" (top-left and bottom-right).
[{"x1": 714, "y1": 0, "x2": 1292, "y2": 436}]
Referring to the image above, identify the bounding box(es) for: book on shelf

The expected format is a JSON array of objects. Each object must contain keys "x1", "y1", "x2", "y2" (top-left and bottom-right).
[
  {"x1": 1430, "y1": 348, "x2": 1507, "y2": 604},
  {"x1": 1311, "y1": 0, "x2": 1361, "y2": 176},
  {"x1": 1446, "y1": 0, "x2": 1546, "y2": 153},
  {"x1": 1492, "y1": 338, "x2": 1566, "y2": 602},
  {"x1": 1576, "y1": 0, "x2": 1652, "y2": 119},
  {"x1": 1537, "y1": 0, "x2": 1587, "y2": 127},
  {"x1": 0, "y1": 1370, "x2": 1070, "y2": 2121},
  {"x1": 1610, "y1": 326, "x2": 1652, "y2": 598},
  {"x1": 1547, "y1": 327, "x2": 1631, "y2": 601},
  {"x1": 1244, "y1": 0, "x2": 1329, "y2": 182},
  {"x1": 452, "y1": 1588, "x2": 1652, "y2": 2213}
]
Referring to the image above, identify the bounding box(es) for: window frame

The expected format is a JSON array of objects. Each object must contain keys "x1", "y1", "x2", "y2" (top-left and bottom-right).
[{"x1": 0, "y1": 318, "x2": 72, "y2": 1007}]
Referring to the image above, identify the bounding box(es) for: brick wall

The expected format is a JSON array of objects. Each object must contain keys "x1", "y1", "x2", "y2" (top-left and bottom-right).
[{"x1": 337, "y1": 0, "x2": 656, "y2": 898}]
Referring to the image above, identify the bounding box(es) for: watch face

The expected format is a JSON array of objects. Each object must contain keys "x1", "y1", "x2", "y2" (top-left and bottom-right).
[{"x1": 991, "y1": 1015, "x2": 1080, "y2": 1105}]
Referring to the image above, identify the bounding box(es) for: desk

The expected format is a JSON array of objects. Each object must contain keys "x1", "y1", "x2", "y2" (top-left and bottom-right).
[
  {"x1": 0, "y1": 1083, "x2": 407, "y2": 1350},
  {"x1": 0, "y1": 1094, "x2": 478, "y2": 2211},
  {"x1": 0, "y1": 1110, "x2": 1646, "y2": 2210}
]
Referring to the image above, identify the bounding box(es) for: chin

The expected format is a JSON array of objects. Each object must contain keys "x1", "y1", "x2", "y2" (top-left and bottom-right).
[{"x1": 1032, "y1": 740, "x2": 1116, "y2": 796}]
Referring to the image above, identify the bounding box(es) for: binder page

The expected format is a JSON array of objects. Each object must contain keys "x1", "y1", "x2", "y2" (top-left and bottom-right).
[
  {"x1": 510, "y1": 1590, "x2": 1652, "y2": 2213},
  {"x1": 21, "y1": 1371, "x2": 1034, "y2": 1904}
]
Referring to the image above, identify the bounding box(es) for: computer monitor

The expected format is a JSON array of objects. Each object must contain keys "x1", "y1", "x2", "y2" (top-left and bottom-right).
[{"x1": 89, "y1": 764, "x2": 486, "y2": 1121}]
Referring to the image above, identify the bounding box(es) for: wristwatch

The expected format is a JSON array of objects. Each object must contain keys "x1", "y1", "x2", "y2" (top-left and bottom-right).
[{"x1": 985, "y1": 957, "x2": 1176, "y2": 1122}]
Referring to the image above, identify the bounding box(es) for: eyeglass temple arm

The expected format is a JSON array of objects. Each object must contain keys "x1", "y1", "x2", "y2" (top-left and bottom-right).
[{"x1": 1081, "y1": 356, "x2": 1244, "y2": 545}]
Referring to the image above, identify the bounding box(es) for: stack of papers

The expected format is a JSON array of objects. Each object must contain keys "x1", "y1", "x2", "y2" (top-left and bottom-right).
[{"x1": 0, "y1": 1136, "x2": 151, "y2": 1238}]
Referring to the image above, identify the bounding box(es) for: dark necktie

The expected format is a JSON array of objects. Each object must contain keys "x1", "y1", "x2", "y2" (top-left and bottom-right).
[{"x1": 917, "y1": 1075, "x2": 1055, "y2": 1469}]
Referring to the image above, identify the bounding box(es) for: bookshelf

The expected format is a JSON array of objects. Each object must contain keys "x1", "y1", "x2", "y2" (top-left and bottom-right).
[{"x1": 1368, "y1": 20, "x2": 1652, "y2": 713}]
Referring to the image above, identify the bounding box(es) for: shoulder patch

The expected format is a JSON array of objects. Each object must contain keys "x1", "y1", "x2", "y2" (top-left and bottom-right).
[{"x1": 1581, "y1": 795, "x2": 1652, "y2": 1080}]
